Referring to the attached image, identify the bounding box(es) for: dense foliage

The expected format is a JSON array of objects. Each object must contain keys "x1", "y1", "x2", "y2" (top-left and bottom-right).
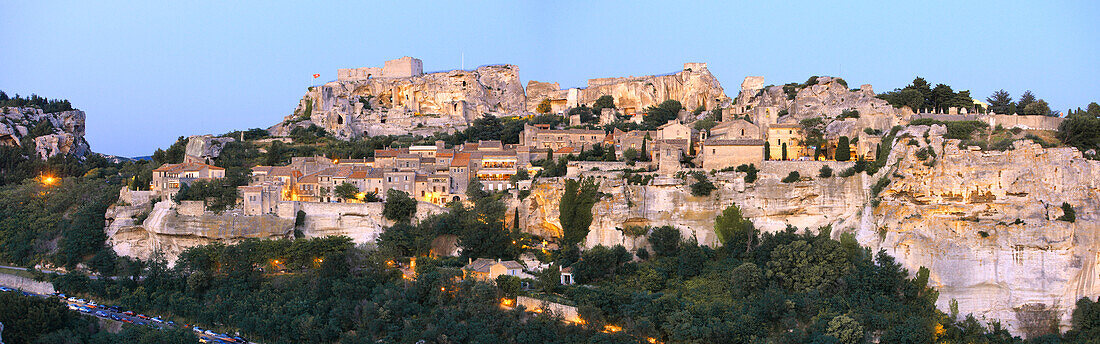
[
  {"x1": 0, "y1": 90, "x2": 74, "y2": 113},
  {"x1": 0, "y1": 291, "x2": 199, "y2": 344},
  {"x1": 559, "y1": 177, "x2": 601, "y2": 246},
  {"x1": 878, "y1": 77, "x2": 977, "y2": 113}
]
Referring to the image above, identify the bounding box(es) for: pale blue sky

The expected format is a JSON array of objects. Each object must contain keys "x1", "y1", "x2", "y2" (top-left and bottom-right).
[{"x1": 2, "y1": 1, "x2": 1097, "y2": 156}]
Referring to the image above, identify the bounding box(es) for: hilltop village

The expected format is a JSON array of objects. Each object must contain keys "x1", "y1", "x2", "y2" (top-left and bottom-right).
[{"x1": 5, "y1": 56, "x2": 1098, "y2": 341}]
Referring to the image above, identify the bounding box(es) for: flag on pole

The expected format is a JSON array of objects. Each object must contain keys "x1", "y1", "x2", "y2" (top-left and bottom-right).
[{"x1": 312, "y1": 74, "x2": 320, "y2": 78}]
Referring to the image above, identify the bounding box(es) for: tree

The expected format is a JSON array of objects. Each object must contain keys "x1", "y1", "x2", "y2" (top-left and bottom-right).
[
  {"x1": 467, "y1": 177, "x2": 488, "y2": 201},
  {"x1": 826, "y1": 314, "x2": 865, "y2": 344},
  {"x1": 572, "y1": 245, "x2": 631, "y2": 283},
  {"x1": 987, "y1": 89, "x2": 1014, "y2": 114},
  {"x1": 559, "y1": 178, "x2": 600, "y2": 246},
  {"x1": 468, "y1": 115, "x2": 504, "y2": 141},
  {"x1": 714, "y1": 204, "x2": 756, "y2": 253},
  {"x1": 537, "y1": 99, "x2": 552, "y2": 114},
  {"x1": 1058, "y1": 202, "x2": 1076, "y2": 223},
  {"x1": 766, "y1": 238, "x2": 850, "y2": 293},
  {"x1": 1017, "y1": 90, "x2": 1037, "y2": 111},
  {"x1": 264, "y1": 140, "x2": 287, "y2": 166},
  {"x1": 1059, "y1": 107, "x2": 1100, "y2": 152},
  {"x1": 592, "y1": 95, "x2": 615, "y2": 115},
  {"x1": 643, "y1": 100, "x2": 682, "y2": 128},
  {"x1": 689, "y1": 172, "x2": 716, "y2": 197},
  {"x1": 1022, "y1": 99, "x2": 1051, "y2": 116},
  {"x1": 383, "y1": 189, "x2": 417, "y2": 223},
  {"x1": 648, "y1": 226, "x2": 681, "y2": 257},
  {"x1": 763, "y1": 141, "x2": 770, "y2": 160},
  {"x1": 819, "y1": 165, "x2": 833, "y2": 178},
  {"x1": 781, "y1": 142, "x2": 788, "y2": 161},
  {"x1": 334, "y1": 182, "x2": 359, "y2": 201},
  {"x1": 835, "y1": 136, "x2": 851, "y2": 161}
]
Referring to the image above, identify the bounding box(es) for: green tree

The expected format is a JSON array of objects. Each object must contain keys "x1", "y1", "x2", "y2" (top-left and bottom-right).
[
  {"x1": 835, "y1": 136, "x2": 851, "y2": 161},
  {"x1": 1017, "y1": 90, "x2": 1037, "y2": 111},
  {"x1": 1022, "y1": 99, "x2": 1052, "y2": 116},
  {"x1": 714, "y1": 204, "x2": 756, "y2": 252},
  {"x1": 765, "y1": 238, "x2": 851, "y2": 293},
  {"x1": 559, "y1": 178, "x2": 600, "y2": 246},
  {"x1": 826, "y1": 314, "x2": 865, "y2": 344},
  {"x1": 1058, "y1": 202, "x2": 1076, "y2": 223},
  {"x1": 572, "y1": 245, "x2": 631, "y2": 283},
  {"x1": 819, "y1": 165, "x2": 833, "y2": 178},
  {"x1": 689, "y1": 172, "x2": 716, "y2": 196},
  {"x1": 643, "y1": 100, "x2": 683, "y2": 128},
  {"x1": 537, "y1": 99, "x2": 552, "y2": 114},
  {"x1": 592, "y1": 95, "x2": 615, "y2": 115},
  {"x1": 334, "y1": 182, "x2": 359, "y2": 201},
  {"x1": 383, "y1": 189, "x2": 417, "y2": 223},
  {"x1": 648, "y1": 226, "x2": 681, "y2": 257},
  {"x1": 986, "y1": 89, "x2": 1015, "y2": 115}
]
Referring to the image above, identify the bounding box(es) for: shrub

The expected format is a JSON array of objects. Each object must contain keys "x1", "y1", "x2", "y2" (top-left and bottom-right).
[
  {"x1": 1058, "y1": 202, "x2": 1076, "y2": 223},
  {"x1": 648, "y1": 226, "x2": 681, "y2": 257},
  {"x1": 818, "y1": 165, "x2": 833, "y2": 178},
  {"x1": 839, "y1": 109, "x2": 860, "y2": 119},
  {"x1": 781, "y1": 171, "x2": 801, "y2": 183},
  {"x1": 689, "y1": 173, "x2": 717, "y2": 197}
]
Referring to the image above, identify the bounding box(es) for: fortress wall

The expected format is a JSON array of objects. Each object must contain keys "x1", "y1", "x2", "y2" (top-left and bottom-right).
[
  {"x1": 759, "y1": 160, "x2": 855, "y2": 179},
  {"x1": 991, "y1": 114, "x2": 1064, "y2": 131}
]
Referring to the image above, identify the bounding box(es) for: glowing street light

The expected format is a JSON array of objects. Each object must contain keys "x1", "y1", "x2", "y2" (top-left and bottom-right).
[{"x1": 40, "y1": 175, "x2": 58, "y2": 186}]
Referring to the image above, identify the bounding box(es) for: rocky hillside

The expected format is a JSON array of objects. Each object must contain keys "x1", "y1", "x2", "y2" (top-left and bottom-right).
[
  {"x1": 520, "y1": 125, "x2": 1100, "y2": 336},
  {"x1": 270, "y1": 64, "x2": 526, "y2": 139},
  {"x1": 856, "y1": 126, "x2": 1100, "y2": 337},
  {"x1": 527, "y1": 63, "x2": 731, "y2": 113},
  {"x1": 0, "y1": 106, "x2": 90, "y2": 159},
  {"x1": 734, "y1": 76, "x2": 911, "y2": 130}
]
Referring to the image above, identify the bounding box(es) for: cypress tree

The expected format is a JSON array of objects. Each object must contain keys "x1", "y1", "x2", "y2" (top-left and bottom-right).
[{"x1": 836, "y1": 136, "x2": 851, "y2": 161}]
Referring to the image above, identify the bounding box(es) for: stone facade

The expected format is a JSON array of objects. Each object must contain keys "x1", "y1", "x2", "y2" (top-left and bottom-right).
[{"x1": 337, "y1": 56, "x2": 423, "y2": 81}]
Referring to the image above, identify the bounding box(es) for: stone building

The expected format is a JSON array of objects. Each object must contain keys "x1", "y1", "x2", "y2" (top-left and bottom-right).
[
  {"x1": 150, "y1": 161, "x2": 226, "y2": 196},
  {"x1": 337, "y1": 56, "x2": 424, "y2": 81},
  {"x1": 701, "y1": 139, "x2": 765, "y2": 170},
  {"x1": 767, "y1": 123, "x2": 805, "y2": 160},
  {"x1": 520, "y1": 124, "x2": 605, "y2": 151}
]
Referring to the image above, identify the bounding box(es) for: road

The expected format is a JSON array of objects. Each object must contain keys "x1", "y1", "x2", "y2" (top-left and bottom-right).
[{"x1": 0, "y1": 286, "x2": 253, "y2": 344}]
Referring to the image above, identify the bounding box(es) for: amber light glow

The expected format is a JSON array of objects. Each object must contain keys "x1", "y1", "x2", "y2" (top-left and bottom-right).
[{"x1": 40, "y1": 175, "x2": 58, "y2": 186}]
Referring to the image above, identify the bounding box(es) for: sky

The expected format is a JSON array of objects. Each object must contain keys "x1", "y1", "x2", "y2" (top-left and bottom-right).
[{"x1": 2, "y1": 1, "x2": 1097, "y2": 157}]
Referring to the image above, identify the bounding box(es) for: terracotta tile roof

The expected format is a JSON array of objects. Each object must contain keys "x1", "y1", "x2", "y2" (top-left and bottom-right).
[
  {"x1": 477, "y1": 140, "x2": 503, "y2": 149},
  {"x1": 554, "y1": 147, "x2": 575, "y2": 154},
  {"x1": 463, "y1": 258, "x2": 524, "y2": 273},
  {"x1": 704, "y1": 138, "x2": 766, "y2": 146},
  {"x1": 450, "y1": 153, "x2": 470, "y2": 167},
  {"x1": 153, "y1": 162, "x2": 224, "y2": 173},
  {"x1": 298, "y1": 172, "x2": 320, "y2": 184}
]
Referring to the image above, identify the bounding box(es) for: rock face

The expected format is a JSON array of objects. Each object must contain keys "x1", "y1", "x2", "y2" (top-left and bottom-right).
[
  {"x1": 106, "y1": 191, "x2": 295, "y2": 264},
  {"x1": 527, "y1": 63, "x2": 731, "y2": 113},
  {"x1": 185, "y1": 135, "x2": 235, "y2": 161},
  {"x1": 853, "y1": 128, "x2": 1100, "y2": 338},
  {"x1": 0, "y1": 107, "x2": 90, "y2": 159},
  {"x1": 522, "y1": 160, "x2": 868, "y2": 252},
  {"x1": 521, "y1": 128, "x2": 1100, "y2": 337},
  {"x1": 732, "y1": 76, "x2": 910, "y2": 134},
  {"x1": 271, "y1": 65, "x2": 526, "y2": 139},
  {"x1": 106, "y1": 189, "x2": 445, "y2": 264}
]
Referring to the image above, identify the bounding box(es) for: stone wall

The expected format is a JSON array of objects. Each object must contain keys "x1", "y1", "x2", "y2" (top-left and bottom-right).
[
  {"x1": 566, "y1": 161, "x2": 630, "y2": 177},
  {"x1": 0, "y1": 273, "x2": 55, "y2": 295},
  {"x1": 516, "y1": 296, "x2": 581, "y2": 323},
  {"x1": 990, "y1": 114, "x2": 1064, "y2": 131},
  {"x1": 758, "y1": 160, "x2": 855, "y2": 179},
  {"x1": 177, "y1": 201, "x2": 206, "y2": 216}
]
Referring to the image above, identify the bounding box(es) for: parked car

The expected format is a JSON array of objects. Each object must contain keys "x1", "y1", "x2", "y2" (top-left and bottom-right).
[
  {"x1": 0, "y1": 287, "x2": 12, "y2": 292},
  {"x1": 123, "y1": 311, "x2": 135, "y2": 316},
  {"x1": 95, "y1": 311, "x2": 108, "y2": 317}
]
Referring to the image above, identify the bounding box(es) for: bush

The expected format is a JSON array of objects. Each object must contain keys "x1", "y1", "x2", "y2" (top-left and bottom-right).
[
  {"x1": 648, "y1": 226, "x2": 681, "y2": 257},
  {"x1": 1058, "y1": 202, "x2": 1076, "y2": 223},
  {"x1": 781, "y1": 171, "x2": 801, "y2": 183},
  {"x1": 818, "y1": 165, "x2": 833, "y2": 178},
  {"x1": 689, "y1": 173, "x2": 717, "y2": 196},
  {"x1": 383, "y1": 189, "x2": 417, "y2": 223},
  {"x1": 835, "y1": 136, "x2": 851, "y2": 161}
]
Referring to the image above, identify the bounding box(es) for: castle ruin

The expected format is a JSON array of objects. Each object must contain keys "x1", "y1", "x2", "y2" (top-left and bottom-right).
[{"x1": 337, "y1": 56, "x2": 424, "y2": 81}]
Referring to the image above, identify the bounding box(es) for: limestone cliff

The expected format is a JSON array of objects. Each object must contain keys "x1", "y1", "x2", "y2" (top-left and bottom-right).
[
  {"x1": 733, "y1": 76, "x2": 909, "y2": 133},
  {"x1": 0, "y1": 107, "x2": 90, "y2": 159},
  {"x1": 853, "y1": 127, "x2": 1100, "y2": 337},
  {"x1": 527, "y1": 63, "x2": 731, "y2": 113},
  {"x1": 271, "y1": 65, "x2": 526, "y2": 139},
  {"x1": 520, "y1": 127, "x2": 1100, "y2": 337},
  {"x1": 106, "y1": 189, "x2": 445, "y2": 264},
  {"x1": 184, "y1": 135, "x2": 235, "y2": 161}
]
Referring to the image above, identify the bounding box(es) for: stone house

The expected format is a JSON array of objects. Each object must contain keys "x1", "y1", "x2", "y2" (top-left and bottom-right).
[
  {"x1": 520, "y1": 124, "x2": 605, "y2": 151},
  {"x1": 462, "y1": 258, "x2": 526, "y2": 281},
  {"x1": 657, "y1": 121, "x2": 692, "y2": 141},
  {"x1": 709, "y1": 119, "x2": 761, "y2": 140},
  {"x1": 767, "y1": 123, "x2": 806, "y2": 160},
  {"x1": 701, "y1": 139, "x2": 766, "y2": 170},
  {"x1": 151, "y1": 161, "x2": 226, "y2": 196},
  {"x1": 239, "y1": 183, "x2": 281, "y2": 215}
]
